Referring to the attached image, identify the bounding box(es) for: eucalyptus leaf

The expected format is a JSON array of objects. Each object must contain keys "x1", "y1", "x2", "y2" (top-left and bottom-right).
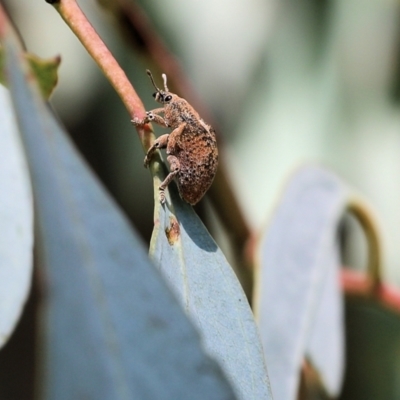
[
  {"x1": 254, "y1": 166, "x2": 348, "y2": 400},
  {"x1": 2, "y1": 19, "x2": 237, "y2": 400},
  {"x1": 149, "y1": 172, "x2": 273, "y2": 400},
  {"x1": 0, "y1": 86, "x2": 33, "y2": 348}
]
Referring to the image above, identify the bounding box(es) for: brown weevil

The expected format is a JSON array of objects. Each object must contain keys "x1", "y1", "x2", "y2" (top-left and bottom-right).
[{"x1": 133, "y1": 70, "x2": 218, "y2": 205}]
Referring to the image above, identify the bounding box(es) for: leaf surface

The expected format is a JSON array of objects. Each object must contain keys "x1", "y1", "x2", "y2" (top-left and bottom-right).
[
  {"x1": 0, "y1": 86, "x2": 33, "y2": 348},
  {"x1": 254, "y1": 166, "x2": 348, "y2": 400},
  {"x1": 149, "y1": 173, "x2": 273, "y2": 400}
]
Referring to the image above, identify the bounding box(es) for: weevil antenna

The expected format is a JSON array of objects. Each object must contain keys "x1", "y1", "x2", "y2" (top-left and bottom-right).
[
  {"x1": 146, "y1": 69, "x2": 161, "y2": 92},
  {"x1": 162, "y1": 73, "x2": 169, "y2": 92}
]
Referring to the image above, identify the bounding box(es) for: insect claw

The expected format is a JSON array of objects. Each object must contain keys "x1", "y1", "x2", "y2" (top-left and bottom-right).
[{"x1": 131, "y1": 117, "x2": 144, "y2": 126}]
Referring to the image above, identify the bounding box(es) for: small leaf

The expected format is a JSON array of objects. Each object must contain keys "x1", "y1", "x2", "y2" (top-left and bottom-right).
[
  {"x1": 149, "y1": 171, "x2": 273, "y2": 400},
  {"x1": 0, "y1": 45, "x2": 60, "y2": 99},
  {"x1": 25, "y1": 52, "x2": 60, "y2": 99},
  {"x1": 2, "y1": 17, "x2": 237, "y2": 400},
  {"x1": 0, "y1": 86, "x2": 33, "y2": 349},
  {"x1": 254, "y1": 166, "x2": 348, "y2": 400}
]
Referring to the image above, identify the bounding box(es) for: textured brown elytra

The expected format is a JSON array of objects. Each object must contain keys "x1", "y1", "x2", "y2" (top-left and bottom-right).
[{"x1": 133, "y1": 70, "x2": 218, "y2": 205}]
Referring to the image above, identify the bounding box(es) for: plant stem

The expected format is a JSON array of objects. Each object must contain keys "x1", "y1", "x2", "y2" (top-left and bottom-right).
[
  {"x1": 347, "y1": 196, "x2": 382, "y2": 291},
  {"x1": 0, "y1": 4, "x2": 9, "y2": 38},
  {"x1": 47, "y1": 0, "x2": 153, "y2": 150}
]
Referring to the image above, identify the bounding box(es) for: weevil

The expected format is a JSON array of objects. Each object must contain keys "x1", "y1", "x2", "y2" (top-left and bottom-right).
[{"x1": 133, "y1": 70, "x2": 218, "y2": 205}]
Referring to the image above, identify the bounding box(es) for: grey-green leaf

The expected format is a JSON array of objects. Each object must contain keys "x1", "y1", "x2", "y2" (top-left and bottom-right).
[
  {"x1": 149, "y1": 177, "x2": 273, "y2": 400},
  {"x1": 0, "y1": 86, "x2": 33, "y2": 349},
  {"x1": 2, "y1": 23, "x2": 237, "y2": 400},
  {"x1": 254, "y1": 166, "x2": 348, "y2": 400}
]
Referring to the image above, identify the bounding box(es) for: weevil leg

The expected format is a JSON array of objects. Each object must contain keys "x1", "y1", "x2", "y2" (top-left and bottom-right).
[
  {"x1": 147, "y1": 107, "x2": 165, "y2": 116},
  {"x1": 132, "y1": 108, "x2": 167, "y2": 127},
  {"x1": 144, "y1": 134, "x2": 169, "y2": 167},
  {"x1": 165, "y1": 122, "x2": 187, "y2": 153},
  {"x1": 146, "y1": 111, "x2": 168, "y2": 127},
  {"x1": 159, "y1": 155, "x2": 180, "y2": 204}
]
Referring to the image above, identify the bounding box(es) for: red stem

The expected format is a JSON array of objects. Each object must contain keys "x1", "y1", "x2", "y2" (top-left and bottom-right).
[{"x1": 50, "y1": 0, "x2": 153, "y2": 150}]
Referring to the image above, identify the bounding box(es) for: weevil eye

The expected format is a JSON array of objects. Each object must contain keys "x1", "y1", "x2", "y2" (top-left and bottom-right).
[
  {"x1": 152, "y1": 92, "x2": 157, "y2": 98},
  {"x1": 165, "y1": 95, "x2": 172, "y2": 102}
]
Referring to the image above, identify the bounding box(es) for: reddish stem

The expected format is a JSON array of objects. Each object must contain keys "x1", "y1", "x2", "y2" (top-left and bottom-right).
[
  {"x1": 347, "y1": 198, "x2": 382, "y2": 289},
  {"x1": 49, "y1": 0, "x2": 153, "y2": 149},
  {"x1": 0, "y1": 4, "x2": 9, "y2": 38}
]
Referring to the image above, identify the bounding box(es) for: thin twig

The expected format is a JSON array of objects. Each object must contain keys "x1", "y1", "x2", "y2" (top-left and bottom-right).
[
  {"x1": 0, "y1": 4, "x2": 9, "y2": 38},
  {"x1": 347, "y1": 197, "x2": 383, "y2": 292},
  {"x1": 46, "y1": 0, "x2": 154, "y2": 151}
]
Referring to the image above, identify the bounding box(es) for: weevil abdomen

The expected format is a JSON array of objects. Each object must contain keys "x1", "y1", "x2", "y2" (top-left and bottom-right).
[{"x1": 168, "y1": 128, "x2": 218, "y2": 205}]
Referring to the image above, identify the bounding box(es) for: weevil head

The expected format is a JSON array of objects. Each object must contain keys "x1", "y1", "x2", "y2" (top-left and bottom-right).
[{"x1": 146, "y1": 70, "x2": 174, "y2": 104}]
